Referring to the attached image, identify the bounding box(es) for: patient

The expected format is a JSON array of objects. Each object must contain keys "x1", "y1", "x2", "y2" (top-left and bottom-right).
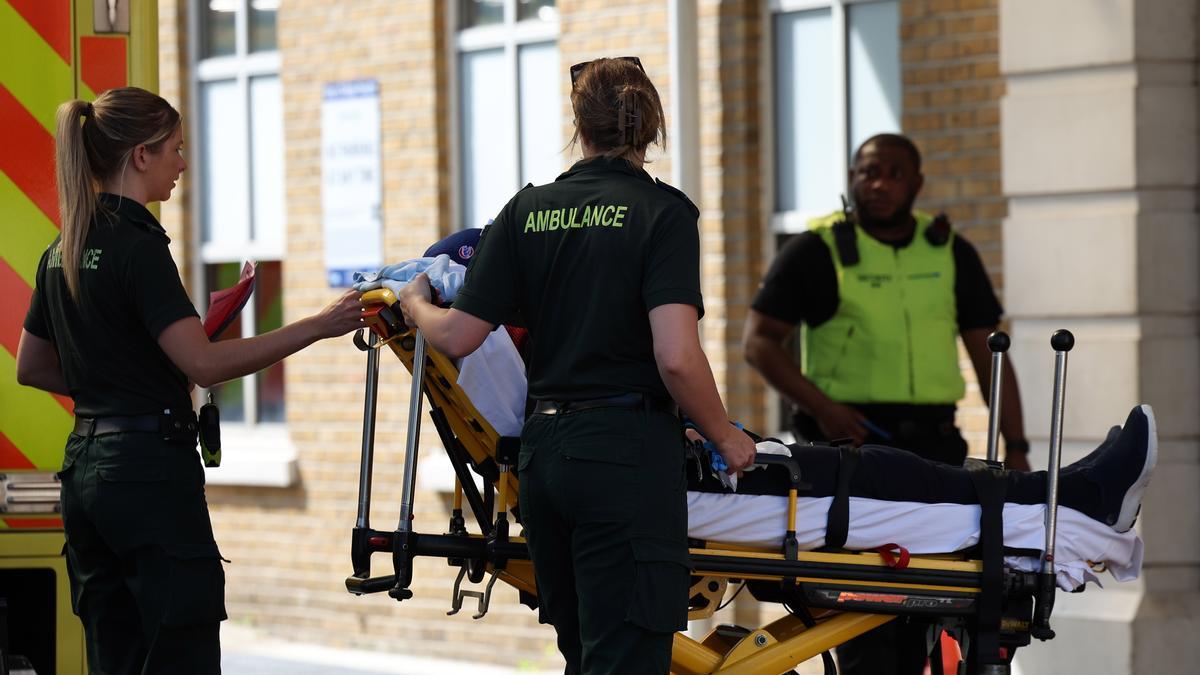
[{"x1": 694, "y1": 404, "x2": 1155, "y2": 535}]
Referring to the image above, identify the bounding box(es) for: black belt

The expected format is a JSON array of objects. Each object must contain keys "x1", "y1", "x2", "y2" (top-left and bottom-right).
[
  {"x1": 532, "y1": 393, "x2": 677, "y2": 416},
  {"x1": 73, "y1": 413, "x2": 198, "y2": 440}
]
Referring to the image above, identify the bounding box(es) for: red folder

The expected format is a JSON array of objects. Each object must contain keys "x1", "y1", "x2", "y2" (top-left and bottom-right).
[{"x1": 204, "y1": 261, "x2": 256, "y2": 340}]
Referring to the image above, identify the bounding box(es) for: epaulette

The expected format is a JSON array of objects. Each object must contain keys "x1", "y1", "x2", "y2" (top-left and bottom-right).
[
  {"x1": 925, "y1": 212, "x2": 952, "y2": 246},
  {"x1": 654, "y1": 178, "x2": 700, "y2": 218}
]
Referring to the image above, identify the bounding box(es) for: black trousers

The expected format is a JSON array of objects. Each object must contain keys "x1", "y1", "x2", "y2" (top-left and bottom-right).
[
  {"x1": 59, "y1": 431, "x2": 226, "y2": 675},
  {"x1": 519, "y1": 405, "x2": 689, "y2": 675}
]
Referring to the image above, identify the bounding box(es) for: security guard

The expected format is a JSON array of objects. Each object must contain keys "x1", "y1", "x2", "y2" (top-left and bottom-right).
[
  {"x1": 743, "y1": 133, "x2": 1029, "y2": 675},
  {"x1": 15, "y1": 87, "x2": 362, "y2": 674},
  {"x1": 399, "y1": 57, "x2": 755, "y2": 674}
]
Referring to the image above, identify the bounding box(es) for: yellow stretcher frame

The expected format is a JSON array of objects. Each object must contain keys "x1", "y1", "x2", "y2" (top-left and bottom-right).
[{"x1": 345, "y1": 289, "x2": 1050, "y2": 675}]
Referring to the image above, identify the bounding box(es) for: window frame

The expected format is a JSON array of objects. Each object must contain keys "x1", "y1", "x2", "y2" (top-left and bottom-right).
[
  {"x1": 449, "y1": 0, "x2": 560, "y2": 231},
  {"x1": 767, "y1": 0, "x2": 898, "y2": 234},
  {"x1": 186, "y1": 0, "x2": 294, "y2": 482}
]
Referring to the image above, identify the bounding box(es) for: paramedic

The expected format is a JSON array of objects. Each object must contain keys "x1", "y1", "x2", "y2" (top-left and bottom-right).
[
  {"x1": 397, "y1": 57, "x2": 756, "y2": 674},
  {"x1": 742, "y1": 133, "x2": 1029, "y2": 675},
  {"x1": 15, "y1": 87, "x2": 363, "y2": 674}
]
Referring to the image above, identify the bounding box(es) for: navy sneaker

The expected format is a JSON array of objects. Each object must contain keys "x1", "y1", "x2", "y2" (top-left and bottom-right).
[{"x1": 1084, "y1": 405, "x2": 1157, "y2": 532}]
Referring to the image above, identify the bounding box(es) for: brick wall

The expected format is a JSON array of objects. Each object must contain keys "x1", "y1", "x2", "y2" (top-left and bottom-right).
[
  {"x1": 169, "y1": 1, "x2": 560, "y2": 666},
  {"x1": 153, "y1": 0, "x2": 1009, "y2": 668},
  {"x1": 696, "y1": 0, "x2": 766, "y2": 430},
  {"x1": 901, "y1": 0, "x2": 1008, "y2": 453}
]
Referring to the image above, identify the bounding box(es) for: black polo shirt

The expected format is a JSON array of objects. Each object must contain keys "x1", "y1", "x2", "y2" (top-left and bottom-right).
[
  {"x1": 23, "y1": 193, "x2": 199, "y2": 417},
  {"x1": 453, "y1": 156, "x2": 704, "y2": 401}
]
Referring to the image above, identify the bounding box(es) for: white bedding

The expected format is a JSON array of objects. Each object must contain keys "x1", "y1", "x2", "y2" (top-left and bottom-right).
[{"x1": 686, "y1": 492, "x2": 1141, "y2": 590}]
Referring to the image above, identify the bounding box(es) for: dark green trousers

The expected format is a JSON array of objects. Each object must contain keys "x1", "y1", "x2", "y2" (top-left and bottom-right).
[
  {"x1": 59, "y1": 431, "x2": 226, "y2": 675},
  {"x1": 519, "y1": 405, "x2": 690, "y2": 675}
]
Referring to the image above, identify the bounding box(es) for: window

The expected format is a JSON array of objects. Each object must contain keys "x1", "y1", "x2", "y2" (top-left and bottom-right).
[
  {"x1": 191, "y1": 0, "x2": 286, "y2": 427},
  {"x1": 455, "y1": 0, "x2": 561, "y2": 229},
  {"x1": 770, "y1": 0, "x2": 900, "y2": 233}
]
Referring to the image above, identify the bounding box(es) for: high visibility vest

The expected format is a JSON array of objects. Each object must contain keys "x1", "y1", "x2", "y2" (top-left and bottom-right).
[{"x1": 802, "y1": 211, "x2": 966, "y2": 404}]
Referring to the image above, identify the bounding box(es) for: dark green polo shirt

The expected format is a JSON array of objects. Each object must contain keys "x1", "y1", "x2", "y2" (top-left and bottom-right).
[
  {"x1": 453, "y1": 156, "x2": 704, "y2": 401},
  {"x1": 23, "y1": 193, "x2": 199, "y2": 417}
]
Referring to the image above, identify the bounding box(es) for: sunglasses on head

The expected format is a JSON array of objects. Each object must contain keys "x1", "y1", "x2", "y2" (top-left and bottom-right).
[{"x1": 569, "y1": 56, "x2": 644, "y2": 86}]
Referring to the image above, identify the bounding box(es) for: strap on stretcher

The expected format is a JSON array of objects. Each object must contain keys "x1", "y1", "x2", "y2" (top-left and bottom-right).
[{"x1": 965, "y1": 457, "x2": 1008, "y2": 667}]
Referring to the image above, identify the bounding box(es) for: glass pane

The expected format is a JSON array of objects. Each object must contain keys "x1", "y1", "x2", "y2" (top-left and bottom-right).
[
  {"x1": 460, "y1": 0, "x2": 503, "y2": 28},
  {"x1": 518, "y1": 42, "x2": 562, "y2": 187},
  {"x1": 201, "y1": 80, "x2": 249, "y2": 245},
  {"x1": 250, "y1": 0, "x2": 279, "y2": 52},
  {"x1": 518, "y1": 0, "x2": 557, "y2": 22},
  {"x1": 204, "y1": 263, "x2": 246, "y2": 423},
  {"x1": 848, "y1": 1, "x2": 901, "y2": 156},
  {"x1": 460, "y1": 48, "x2": 516, "y2": 228},
  {"x1": 254, "y1": 261, "x2": 285, "y2": 423},
  {"x1": 250, "y1": 75, "x2": 285, "y2": 249},
  {"x1": 202, "y1": 0, "x2": 236, "y2": 58},
  {"x1": 774, "y1": 8, "x2": 837, "y2": 214}
]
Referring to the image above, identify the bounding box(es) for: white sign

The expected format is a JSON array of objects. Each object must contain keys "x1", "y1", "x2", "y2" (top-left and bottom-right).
[{"x1": 321, "y1": 79, "x2": 382, "y2": 287}]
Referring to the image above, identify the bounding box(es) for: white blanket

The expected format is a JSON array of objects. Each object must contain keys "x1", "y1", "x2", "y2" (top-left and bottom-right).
[{"x1": 686, "y1": 492, "x2": 1141, "y2": 591}]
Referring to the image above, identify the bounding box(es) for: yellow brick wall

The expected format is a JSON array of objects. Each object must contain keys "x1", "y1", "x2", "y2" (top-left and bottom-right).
[
  {"x1": 154, "y1": 0, "x2": 1008, "y2": 667},
  {"x1": 901, "y1": 0, "x2": 1007, "y2": 453},
  {"x1": 696, "y1": 0, "x2": 765, "y2": 431}
]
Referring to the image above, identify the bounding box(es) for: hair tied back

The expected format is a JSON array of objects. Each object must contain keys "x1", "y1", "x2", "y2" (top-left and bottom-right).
[{"x1": 617, "y1": 87, "x2": 641, "y2": 146}]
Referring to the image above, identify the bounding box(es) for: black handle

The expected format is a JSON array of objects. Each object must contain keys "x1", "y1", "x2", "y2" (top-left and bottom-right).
[
  {"x1": 987, "y1": 330, "x2": 1010, "y2": 353},
  {"x1": 1051, "y1": 329, "x2": 1075, "y2": 352}
]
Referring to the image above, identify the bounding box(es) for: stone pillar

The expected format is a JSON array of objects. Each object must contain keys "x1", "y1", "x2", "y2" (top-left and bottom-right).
[{"x1": 999, "y1": 1, "x2": 1200, "y2": 672}]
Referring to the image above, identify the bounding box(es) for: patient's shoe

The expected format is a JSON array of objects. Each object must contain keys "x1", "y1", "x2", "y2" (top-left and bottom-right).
[{"x1": 1081, "y1": 405, "x2": 1157, "y2": 532}]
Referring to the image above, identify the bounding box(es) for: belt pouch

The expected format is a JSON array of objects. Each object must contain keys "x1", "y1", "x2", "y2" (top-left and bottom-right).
[{"x1": 199, "y1": 400, "x2": 222, "y2": 468}]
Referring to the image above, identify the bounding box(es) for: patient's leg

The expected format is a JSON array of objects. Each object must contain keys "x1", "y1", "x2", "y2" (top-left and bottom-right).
[{"x1": 768, "y1": 405, "x2": 1156, "y2": 533}]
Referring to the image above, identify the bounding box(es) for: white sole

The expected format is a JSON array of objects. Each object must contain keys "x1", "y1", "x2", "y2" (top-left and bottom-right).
[{"x1": 1116, "y1": 404, "x2": 1157, "y2": 532}]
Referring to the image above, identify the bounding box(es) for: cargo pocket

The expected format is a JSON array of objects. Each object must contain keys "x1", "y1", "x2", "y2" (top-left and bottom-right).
[
  {"x1": 161, "y1": 541, "x2": 228, "y2": 626},
  {"x1": 625, "y1": 537, "x2": 690, "y2": 633}
]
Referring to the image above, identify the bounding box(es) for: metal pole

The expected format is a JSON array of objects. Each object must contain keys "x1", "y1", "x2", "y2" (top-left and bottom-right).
[
  {"x1": 1042, "y1": 329, "x2": 1074, "y2": 575},
  {"x1": 984, "y1": 331, "x2": 1009, "y2": 464},
  {"x1": 355, "y1": 330, "x2": 380, "y2": 530},
  {"x1": 397, "y1": 331, "x2": 427, "y2": 533}
]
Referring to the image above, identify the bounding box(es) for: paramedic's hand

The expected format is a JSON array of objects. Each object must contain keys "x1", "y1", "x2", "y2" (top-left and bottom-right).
[
  {"x1": 315, "y1": 290, "x2": 365, "y2": 338},
  {"x1": 398, "y1": 272, "x2": 433, "y2": 329},
  {"x1": 814, "y1": 400, "x2": 869, "y2": 446},
  {"x1": 712, "y1": 428, "x2": 756, "y2": 475}
]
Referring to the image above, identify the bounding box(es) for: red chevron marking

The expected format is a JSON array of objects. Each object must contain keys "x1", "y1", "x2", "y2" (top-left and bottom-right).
[
  {"x1": 8, "y1": 0, "x2": 72, "y2": 65},
  {"x1": 0, "y1": 84, "x2": 59, "y2": 226},
  {"x1": 0, "y1": 430, "x2": 36, "y2": 469},
  {"x1": 81, "y1": 36, "x2": 128, "y2": 95}
]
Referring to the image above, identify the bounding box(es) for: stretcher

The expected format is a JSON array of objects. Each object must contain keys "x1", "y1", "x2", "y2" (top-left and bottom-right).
[{"x1": 343, "y1": 288, "x2": 1096, "y2": 674}]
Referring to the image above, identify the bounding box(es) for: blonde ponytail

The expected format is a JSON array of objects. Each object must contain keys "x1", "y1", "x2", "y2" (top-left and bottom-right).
[
  {"x1": 54, "y1": 100, "x2": 99, "y2": 301},
  {"x1": 51, "y1": 88, "x2": 181, "y2": 302}
]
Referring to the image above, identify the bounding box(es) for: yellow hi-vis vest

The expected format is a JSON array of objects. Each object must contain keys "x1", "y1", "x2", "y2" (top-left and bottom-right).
[{"x1": 802, "y1": 211, "x2": 966, "y2": 404}]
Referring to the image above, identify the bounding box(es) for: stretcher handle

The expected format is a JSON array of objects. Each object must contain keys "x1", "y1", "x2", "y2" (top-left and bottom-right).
[
  {"x1": 355, "y1": 329, "x2": 381, "y2": 530},
  {"x1": 397, "y1": 330, "x2": 427, "y2": 534},
  {"x1": 984, "y1": 331, "x2": 1009, "y2": 464},
  {"x1": 1042, "y1": 329, "x2": 1073, "y2": 574},
  {"x1": 1032, "y1": 329, "x2": 1073, "y2": 642},
  {"x1": 753, "y1": 453, "x2": 808, "y2": 490}
]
